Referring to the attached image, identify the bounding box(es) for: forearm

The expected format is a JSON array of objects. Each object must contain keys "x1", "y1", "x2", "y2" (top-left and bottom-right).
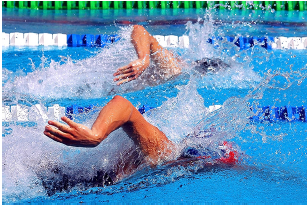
[
  {"x1": 45, "y1": 95, "x2": 174, "y2": 165},
  {"x1": 91, "y1": 96, "x2": 134, "y2": 141},
  {"x1": 90, "y1": 95, "x2": 172, "y2": 161},
  {"x1": 45, "y1": 96, "x2": 142, "y2": 148},
  {"x1": 131, "y1": 25, "x2": 151, "y2": 64}
]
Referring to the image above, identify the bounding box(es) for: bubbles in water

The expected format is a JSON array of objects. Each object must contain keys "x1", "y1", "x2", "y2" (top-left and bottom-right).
[{"x1": 3, "y1": 10, "x2": 307, "y2": 204}]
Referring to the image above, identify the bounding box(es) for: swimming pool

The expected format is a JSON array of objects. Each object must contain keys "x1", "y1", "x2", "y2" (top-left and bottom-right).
[{"x1": 2, "y1": 7, "x2": 307, "y2": 205}]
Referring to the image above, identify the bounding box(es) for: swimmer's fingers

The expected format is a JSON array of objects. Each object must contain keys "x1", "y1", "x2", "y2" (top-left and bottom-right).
[
  {"x1": 114, "y1": 59, "x2": 146, "y2": 76},
  {"x1": 113, "y1": 64, "x2": 132, "y2": 76},
  {"x1": 61, "y1": 116, "x2": 79, "y2": 129},
  {"x1": 116, "y1": 75, "x2": 139, "y2": 85},
  {"x1": 44, "y1": 125, "x2": 74, "y2": 144},
  {"x1": 113, "y1": 72, "x2": 135, "y2": 82},
  {"x1": 114, "y1": 68, "x2": 133, "y2": 76},
  {"x1": 116, "y1": 78, "x2": 131, "y2": 85},
  {"x1": 45, "y1": 118, "x2": 79, "y2": 139},
  {"x1": 114, "y1": 65, "x2": 144, "y2": 84},
  {"x1": 47, "y1": 119, "x2": 72, "y2": 133},
  {"x1": 113, "y1": 68, "x2": 134, "y2": 81},
  {"x1": 44, "y1": 130, "x2": 66, "y2": 144},
  {"x1": 44, "y1": 130, "x2": 77, "y2": 147},
  {"x1": 44, "y1": 117, "x2": 98, "y2": 147}
]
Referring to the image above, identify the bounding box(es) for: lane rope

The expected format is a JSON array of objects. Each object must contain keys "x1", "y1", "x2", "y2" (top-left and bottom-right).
[
  {"x1": 3, "y1": 32, "x2": 307, "y2": 50},
  {"x1": 2, "y1": 104, "x2": 307, "y2": 123}
]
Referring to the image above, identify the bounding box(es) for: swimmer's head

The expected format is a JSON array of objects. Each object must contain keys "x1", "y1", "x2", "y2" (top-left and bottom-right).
[{"x1": 193, "y1": 58, "x2": 229, "y2": 74}]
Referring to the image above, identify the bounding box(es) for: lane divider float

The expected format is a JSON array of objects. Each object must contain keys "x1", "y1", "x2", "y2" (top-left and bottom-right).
[
  {"x1": 2, "y1": 104, "x2": 65, "y2": 122},
  {"x1": 2, "y1": 32, "x2": 190, "y2": 48},
  {"x1": 251, "y1": 105, "x2": 307, "y2": 122},
  {"x1": 3, "y1": 32, "x2": 307, "y2": 50},
  {"x1": 208, "y1": 36, "x2": 307, "y2": 50},
  {"x1": 2, "y1": 104, "x2": 307, "y2": 123}
]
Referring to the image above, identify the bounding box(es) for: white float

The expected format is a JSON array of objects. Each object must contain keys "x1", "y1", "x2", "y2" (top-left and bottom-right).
[
  {"x1": 154, "y1": 35, "x2": 167, "y2": 47},
  {"x1": 179, "y1": 35, "x2": 189, "y2": 48},
  {"x1": 24, "y1": 33, "x2": 39, "y2": 46},
  {"x1": 288, "y1": 37, "x2": 304, "y2": 50},
  {"x1": 39, "y1": 33, "x2": 53, "y2": 46},
  {"x1": 9, "y1": 32, "x2": 24, "y2": 46},
  {"x1": 2, "y1": 32, "x2": 10, "y2": 47},
  {"x1": 165, "y1": 35, "x2": 179, "y2": 47},
  {"x1": 47, "y1": 104, "x2": 65, "y2": 121},
  {"x1": 53, "y1": 33, "x2": 67, "y2": 46}
]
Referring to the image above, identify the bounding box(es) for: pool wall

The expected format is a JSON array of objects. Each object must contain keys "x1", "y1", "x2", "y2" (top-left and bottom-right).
[{"x1": 2, "y1": 1, "x2": 307, "y2": 11}]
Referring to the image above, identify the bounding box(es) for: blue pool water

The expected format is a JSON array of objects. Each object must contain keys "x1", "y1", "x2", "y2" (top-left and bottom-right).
[{"x1": 2, "y1": 8, "x2": 307, "y2": 205}]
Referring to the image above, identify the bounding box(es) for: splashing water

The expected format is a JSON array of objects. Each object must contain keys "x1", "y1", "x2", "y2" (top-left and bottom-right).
[
  {"x1": 3, "y1": 12, "x2": 307, "y2": 204},
  {"x1": 2, "y1": 26, "x2": 182, "y2": 104}
]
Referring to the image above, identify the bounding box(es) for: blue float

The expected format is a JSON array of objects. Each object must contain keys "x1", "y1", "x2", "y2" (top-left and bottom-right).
[
  {"x1": 64, "y1": 104, "x2": 306, "y2": 123},
  {"x1": 67, "y1": 34, "x2": 121, "y2": 47},
  {"x1": 265, "y1": 37, "x2": 274, "y2": 50},
  {"x1": 110, "y1": 34, "x2": 121, "y2": 43},
  {"x1": 5, "y1": 104, "x2": 304, "y2": 123},
  {"x1": 250, "y1": 36, "x2": 274, "y2": 50},
  {"x1": 234, "y1": 37, "x2": 244, "y2": 50},
  {"x1": 67, "y1": 34, "x2": 81, "y2": 47},
  {"x1": 210, "y1": 36, "x2": 274, "y2": 50},
  {"x1": 95, "y1": 34, "x2": 112, "y2": 47},
  {"x1": 249, "y1": 105, "x2": 307, "y2": 123},
  {"x1": 138, "y1": 105, "x2": 154, "y2": 114},
  {"x1": 304, "y1": 106, "x2": 307, "y2": 122},
  {"x1": 251, "y1": 37, "x2": 265, "y2": 47},
  {"x1": 225, "y1": 36, "x2": 235, "y2": 43},
  {"x1": 65, "y1": 105, "x2": 93, "y2": 120},
  {"x1": 81, "y1": 34, "x2": 95, "y2": 47},
  {"x1": 269, "y1": 106, "x2": 280, "y2": 122},
  {"x1": 67, "y1": 33, "x2": 276, "y2": 50},
  {"x1": 207, "y1": 36, "x2": 223, "y2": 46}
]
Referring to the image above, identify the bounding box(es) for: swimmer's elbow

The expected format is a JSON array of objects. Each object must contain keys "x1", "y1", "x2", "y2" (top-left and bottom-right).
[{"x1": 133, "y1": 25, "x2": 145, "y2": 32}]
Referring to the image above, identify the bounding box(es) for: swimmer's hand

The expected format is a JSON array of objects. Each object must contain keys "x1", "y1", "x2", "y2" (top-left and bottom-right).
[
  {"x1": 113, "y1": 58, "x2": 150, "y2": 85},
  {"x1": 44, "y1": 117, "x2": 101, "y2": 147}
]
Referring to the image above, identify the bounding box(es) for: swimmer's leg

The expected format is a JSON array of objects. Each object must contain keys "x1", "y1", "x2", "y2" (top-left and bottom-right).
[
  {"x1": 113, "y1": 25, "x2": 182, "y2": 85},
  {"x1": 44, "y1": 95, "x2": 174, "y2": 165}
]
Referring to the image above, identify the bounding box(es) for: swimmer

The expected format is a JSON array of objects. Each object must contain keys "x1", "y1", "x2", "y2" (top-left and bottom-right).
[
  {"x1": 113, "y1": 25, "x2": 229, "y2": 85},
  {"x1": 113, "y1": 25, "x2": 183, "y2": 85},
  {"x1": 44, "y1": 95, "x2": 175, "y2": 168},
  {"x1": 44, "y1": 25, "x2": 230, "y2": 168},
  {"x1": 43, "y1": 95, "x2": 175, "y2": 190},
  {"x1": 43, "y1": 26, "x2": 231, "y2": 189}
]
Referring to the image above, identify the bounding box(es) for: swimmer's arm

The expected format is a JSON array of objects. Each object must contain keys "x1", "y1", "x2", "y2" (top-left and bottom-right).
[
  {"x1": 44, "y1": 96, "x2": 134, "y2": 147},
  {"x1": 44, "y1": 117, "x2": 100, "y2": 147},
  {"x1": 44, "y1": 96, "x2": 173, "y2": 163},
  {"x1": 113, "y1": 25, "x2": 151, "y2": 85},
  {"x1": 113, "y1": 25, "x2": 183, "y2": 85}
]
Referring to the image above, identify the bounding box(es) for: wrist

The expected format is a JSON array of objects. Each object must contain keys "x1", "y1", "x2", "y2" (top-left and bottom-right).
[
  {"x1": 140, "y1": 54, "x2": 150, "y2": 63},
  {"x1": 141, "y1": 56, "x2": 150, "y2": 67}
]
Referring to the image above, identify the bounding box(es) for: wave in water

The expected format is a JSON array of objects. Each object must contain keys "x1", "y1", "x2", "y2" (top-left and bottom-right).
[{"x1": 3, "y1": 13, "x2": 307, "y2": 204}]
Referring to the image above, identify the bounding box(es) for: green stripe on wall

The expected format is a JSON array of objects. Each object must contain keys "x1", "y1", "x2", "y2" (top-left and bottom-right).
[{"x1": 3, "y1": 1, "x2": 307, "y2": 10}]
